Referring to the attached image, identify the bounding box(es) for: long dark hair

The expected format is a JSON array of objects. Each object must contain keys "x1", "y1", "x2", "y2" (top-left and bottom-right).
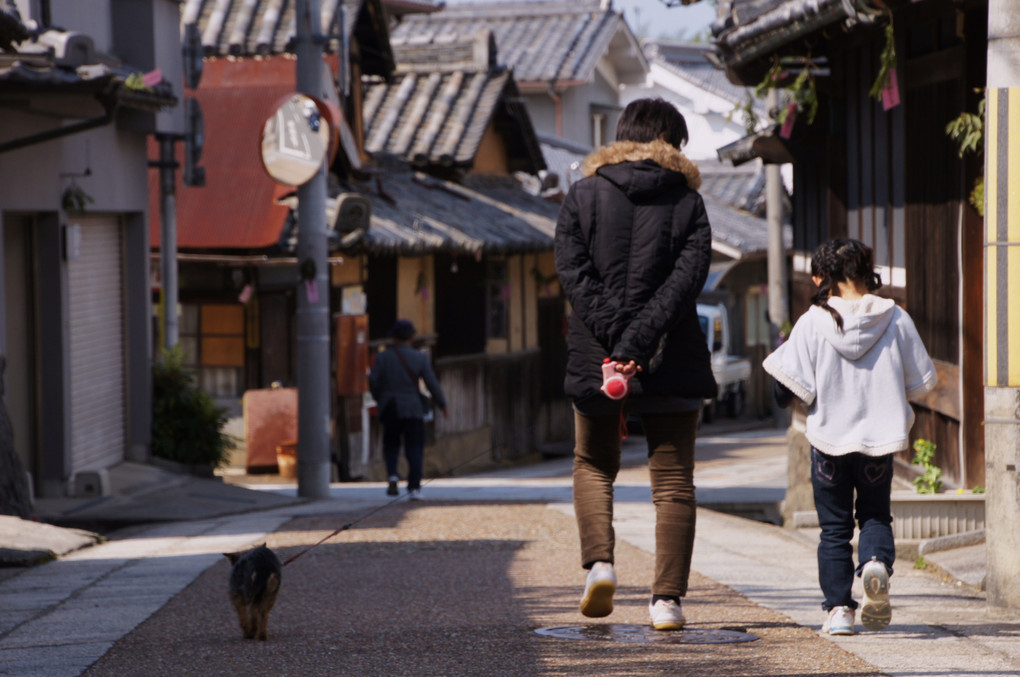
[
  {"x1": 810, "y1": 238, "x2": 883, "y2": 330},
  {"x1": 615, "y1": 98, "x2": 689, "y2": 149}
]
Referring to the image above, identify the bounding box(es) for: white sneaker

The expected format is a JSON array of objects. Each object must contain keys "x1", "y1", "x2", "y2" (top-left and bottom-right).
[
  {"x1": 579, "y1": 562, "x2": 616, "y2": 618},
  {"x1": 860, "y1": 558, "x2": 891, "y2": 630},
  {"x1": 648, "y1": 598, "x2": 685, "y2": 631},
  {"x1": 408, "y1": 488, "x2": 422, "y2": 501},
  {"x1": 822, "y1": 606, "x2": 855, "y2": 635}
]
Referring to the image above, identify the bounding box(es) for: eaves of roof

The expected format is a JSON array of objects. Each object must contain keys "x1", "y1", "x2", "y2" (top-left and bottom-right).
[
  {"x1": 716, "y1": 124, "x2": 795, "y2": 166},
  {"x1": 0, "y1": 36, "x2": 177, "y2": 120},
  {"x1": 713, "y1": 0, "x2": 886, "y2": 69}
]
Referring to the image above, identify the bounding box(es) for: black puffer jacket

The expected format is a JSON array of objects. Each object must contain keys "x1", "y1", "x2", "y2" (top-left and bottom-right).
[{"x1": 554, "y1": 139, "x2": 717, "y2": 409}]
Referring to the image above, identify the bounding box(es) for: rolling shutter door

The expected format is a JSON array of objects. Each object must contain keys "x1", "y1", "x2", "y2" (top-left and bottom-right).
[{"x1": 67, "y1": 216, "x2": 126, "y2": 473}]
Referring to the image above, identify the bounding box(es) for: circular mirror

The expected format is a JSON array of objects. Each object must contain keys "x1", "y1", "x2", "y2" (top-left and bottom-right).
[{"x1": 259, "y1": 93, "x2": 334, "y2": 186}]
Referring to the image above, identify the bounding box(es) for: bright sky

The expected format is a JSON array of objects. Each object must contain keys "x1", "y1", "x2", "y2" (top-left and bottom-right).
[
  {"x1": 614, "y1": 0, "x2": 717, "y2": 41},
  {"x1": 444, "y1": 0, "x2": 718, "y2": 42}
]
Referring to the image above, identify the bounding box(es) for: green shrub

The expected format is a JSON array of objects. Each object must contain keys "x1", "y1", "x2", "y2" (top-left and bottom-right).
[
  {"x1": 911, "y1": 438, "x2": 943, "y2": 494},
  {"x1": 152, "y1": 347, "x2": 235, "y2": 468}
]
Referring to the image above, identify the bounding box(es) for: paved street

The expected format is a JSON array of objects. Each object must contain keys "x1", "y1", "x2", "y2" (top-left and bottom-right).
[{"x1": 1, "y1": 429, "x2": 1018, "y2": 676}]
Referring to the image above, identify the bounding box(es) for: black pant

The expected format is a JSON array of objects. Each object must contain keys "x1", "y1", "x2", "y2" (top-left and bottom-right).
[{"x1": 381, "y1": 407, "x2": 425, "y2": 491}]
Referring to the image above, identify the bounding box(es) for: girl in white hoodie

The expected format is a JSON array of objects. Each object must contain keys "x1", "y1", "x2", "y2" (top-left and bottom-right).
[{"x1": 763, "y1": 239, "x2": 937, "y2": 636}]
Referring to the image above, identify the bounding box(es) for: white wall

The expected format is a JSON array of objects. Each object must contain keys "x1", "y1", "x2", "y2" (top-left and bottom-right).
[{"x1": 620, "y1": 62, "x2": 750, "y2": 160}]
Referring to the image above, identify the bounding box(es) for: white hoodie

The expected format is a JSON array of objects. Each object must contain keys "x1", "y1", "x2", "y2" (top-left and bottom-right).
[{"x1": 762, "y1": 295, "x2": 937, "y2": 456}]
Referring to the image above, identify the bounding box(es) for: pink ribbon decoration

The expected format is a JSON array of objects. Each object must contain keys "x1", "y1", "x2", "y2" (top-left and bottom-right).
[
  {"x1": 780, "y1": 102, "x2": 797, "y2": 139},
  {"x1": 882, "y1": 67, "x2": 901, "y2": 111}
]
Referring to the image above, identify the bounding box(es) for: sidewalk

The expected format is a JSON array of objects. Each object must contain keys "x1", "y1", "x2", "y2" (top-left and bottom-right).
[{"x1": 0, "y1": 426, "x2": 1016, "y2": 676}]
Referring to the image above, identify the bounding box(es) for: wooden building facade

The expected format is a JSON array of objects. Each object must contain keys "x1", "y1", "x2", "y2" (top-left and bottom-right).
[{"x1": 713, "y1": 0, "x2": 988, "y2": 487}]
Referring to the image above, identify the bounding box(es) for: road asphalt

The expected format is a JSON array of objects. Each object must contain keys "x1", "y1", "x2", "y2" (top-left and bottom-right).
[{"x1": 0, "y1": 424, "x2": 1017, "y2": 676}]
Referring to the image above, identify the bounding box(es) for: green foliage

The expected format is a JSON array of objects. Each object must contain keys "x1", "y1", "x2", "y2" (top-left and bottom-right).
[
  {"x1": 971, "y1": 485, "x2": 985, "y2": 494},
  {"x1": 752, "y1": 57, "x2": 820, "y2": 127},
  {"x1": 61, "y1": 183, "x2": 94, "y2": 212},
  {"x1": 945, "y1": 98, "x2": 985, "y2": 158},
  {"x1": 965, "y1": 177, "x2": 984, "y2": 217},
  {"x1": 868, "y1": 23, "x2": 898, "y2": 101},
  {"x1": 152, "y1": 347, "x2": 235, "y2": 468},
  {"x1": 911, "y1": 438, "x2": 943, "y2": 494},
  {"x1": 727, "y1": 93, "x2": 762, "y2": 136},
  {"x1": 945, "y1": 96, "x2": 985, "y2": 216},
  {"x1": 913, "y1": 556, "x2": 927, "y2": 570},
  {"x1": 122, "y1": 72, "x2": 154, "y2": 92}
]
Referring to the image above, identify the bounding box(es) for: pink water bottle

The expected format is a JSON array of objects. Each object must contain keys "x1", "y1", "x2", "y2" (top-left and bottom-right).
[{"x1": 600, "y1": 358, "x2": 632, "y2": 400}]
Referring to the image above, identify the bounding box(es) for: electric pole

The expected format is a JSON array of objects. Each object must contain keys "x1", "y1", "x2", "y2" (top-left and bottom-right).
[
  {"x1": 294, "y1": 0, "x2": 332, "y2": 499},
  {"x1": 983, "y1": 0, "x2": 1020, "y2": 612},
  {"x1": 766, "y1": 88, "x2": 789, "y2": 429}
]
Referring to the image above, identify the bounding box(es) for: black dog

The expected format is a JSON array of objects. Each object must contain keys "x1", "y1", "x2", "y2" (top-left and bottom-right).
[{"x1": 224, "y1": 544, "x2": 282, "y2": 640}]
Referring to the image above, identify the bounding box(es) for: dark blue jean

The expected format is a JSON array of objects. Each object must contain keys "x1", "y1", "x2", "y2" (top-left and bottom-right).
[
  {"x1": 811, "y1": 447, "x2": 896, "y2": 611},
  {"x1": 381, "y1": 407, "x2": 426, "y2": 491}
]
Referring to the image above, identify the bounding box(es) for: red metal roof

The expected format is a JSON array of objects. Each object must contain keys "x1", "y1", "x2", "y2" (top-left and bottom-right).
[{"x1": 149, "y1": 57, "x2": 300, "y2": 250}]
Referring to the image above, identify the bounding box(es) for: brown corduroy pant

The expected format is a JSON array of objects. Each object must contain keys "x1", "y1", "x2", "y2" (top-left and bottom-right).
[{"x1": 572, "y1": 408, "x2": 700, "y2": 598}]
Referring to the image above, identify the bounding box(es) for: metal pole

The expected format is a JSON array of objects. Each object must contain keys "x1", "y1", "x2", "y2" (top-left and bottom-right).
[
  {"x1": 765, "y1": 89, "x2": 789, "y2": 429},
  {"x1": 765, "y1": 88, "x2": 788, "y2": 332},
  {"x1": 158, "y1": 134, "x2": 179, "y2": 351},
  {"x1": 294, "y1": 0, "x2": 331, "y2": 499},
  {"x1": 984, "y1": 0, "x2": 1020, "y2": 612}
]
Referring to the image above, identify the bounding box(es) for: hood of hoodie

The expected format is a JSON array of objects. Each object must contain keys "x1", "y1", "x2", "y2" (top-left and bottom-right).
[
  {"x1": 812, "y1": 294, "x2": 897, "y2": 360},
  {"x1": 582, "y1": 139, "x2": 701, "y2": 200}
]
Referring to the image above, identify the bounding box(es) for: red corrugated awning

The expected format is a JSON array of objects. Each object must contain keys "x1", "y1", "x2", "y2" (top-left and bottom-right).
[{"x1": 149, "y1": 57, "x2": 301, "y2": 250}]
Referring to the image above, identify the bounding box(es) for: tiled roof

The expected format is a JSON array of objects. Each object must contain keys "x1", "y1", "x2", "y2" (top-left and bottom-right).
[
  {"x1": 363, "y1": 33, "x2": 544, "y2": 174},
  {"x1": 319, "y1": 163, "x2": 559, "y2": 255},
  {"x1": 0, "y1": 23, "x2": 177, "y2": 114},
  {"x1": 181, "y1": 0, "x2": 393, "y2": 74},
  {"x1": 646, "y1": 40, "x2": 764, "y2": 114},
  {"x1": 389, "y1": 0, "x2": 645, "y2": 86},
  {"x1": 154, "y1": 57, "x2": 556, "y2": 256},
  {"x1": 712, "y1": 0, "x2": 878, "y2": 69}
]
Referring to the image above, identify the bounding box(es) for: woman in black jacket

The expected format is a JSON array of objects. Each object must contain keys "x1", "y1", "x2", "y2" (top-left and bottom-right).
[{"x1": 554, "y1": 98, "x2": 716, "y2": 631}]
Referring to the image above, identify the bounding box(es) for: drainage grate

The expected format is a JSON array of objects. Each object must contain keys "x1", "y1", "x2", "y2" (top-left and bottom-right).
[{"x1": 534, "y1": 624, "x2": 758, "y2": 645}]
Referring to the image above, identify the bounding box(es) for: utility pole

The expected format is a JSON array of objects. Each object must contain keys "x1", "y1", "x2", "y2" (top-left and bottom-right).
[
  {"x1": 157, "y1": 134, "x2": 179, "y2": 351},
  {"x1": 294, "y1": 0, "x2": 332, "y2": 499},
  {"x1": 984, "y1": 0, "x2": 1020, "y2": 613},
  {"x1": 765, "y1": 88, "x2": 789, "y2": 427}
]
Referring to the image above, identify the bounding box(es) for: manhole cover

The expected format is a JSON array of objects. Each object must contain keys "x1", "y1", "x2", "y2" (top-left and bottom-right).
[{"x1": 534, "y1": 624, "x2": 758, "y2": 645}]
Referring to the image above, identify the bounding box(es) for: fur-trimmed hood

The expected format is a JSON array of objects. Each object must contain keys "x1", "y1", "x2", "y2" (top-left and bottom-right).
[{"x1": 581, "y1": 139, "x2": 701, "y2": 191}]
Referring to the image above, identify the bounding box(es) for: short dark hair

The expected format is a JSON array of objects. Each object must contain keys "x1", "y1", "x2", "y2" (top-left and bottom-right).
[
  {"x1": 615, "y1": 98, "x2": 689, "y2": 148},
  {"x1": 390, "y1": 319, "x2": 416, "y2": 341}
]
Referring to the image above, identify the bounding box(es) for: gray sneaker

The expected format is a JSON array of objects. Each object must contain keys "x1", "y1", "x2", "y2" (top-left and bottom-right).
[
  {"x1": 408, "y1": 488, "x2": 422, "y2": 501},
  {"x1": 860, "y1": 558, "x2": 891, "y2": 630},
  {"x1": 579, "y1": 562, "x2": 616, "y2": 618},
  {"x1": 822, "y1": 606, "x2": 855, "y2": 635}
]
